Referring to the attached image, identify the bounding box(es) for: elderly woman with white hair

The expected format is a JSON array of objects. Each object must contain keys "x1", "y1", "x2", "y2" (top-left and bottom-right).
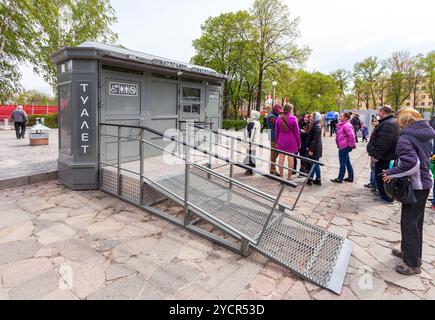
[
  {"x1": 305, "y1": 112, "x2": 323, "y2": 185},
  {"x1": 243, "y1": 110, "x2": 261, "y2": 175}
]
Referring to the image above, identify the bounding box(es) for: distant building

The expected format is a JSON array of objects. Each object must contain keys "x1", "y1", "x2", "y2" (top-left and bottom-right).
[{"x1": 354, "y1": 78, "x2": 433, "y2": 110}]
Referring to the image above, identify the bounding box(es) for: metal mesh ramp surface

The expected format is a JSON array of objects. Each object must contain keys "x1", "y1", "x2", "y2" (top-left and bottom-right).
[
  {"x1": 156, "y1": 172, "x2": 282, "y2": 242},
  {"x1": 252, "y1": 217, "x2": 352, "y2": 293}
]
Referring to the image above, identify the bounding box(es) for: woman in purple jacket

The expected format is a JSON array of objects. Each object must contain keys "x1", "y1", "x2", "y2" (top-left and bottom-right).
[
  {"x1": 331, "y1": 112, "x2": 356, "y2": 183},
  {"x1": 275, "y1": 104, "x2": 301, "y2": 180},
  {"x1": 383, "y1": 108, "x2": 435, "y2": 275}
]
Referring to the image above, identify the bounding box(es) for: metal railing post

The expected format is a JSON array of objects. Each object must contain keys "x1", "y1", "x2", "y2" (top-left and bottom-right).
[
  {"x1": 139, "y1": 128, "x2": 144, "y2": 206},
  {"x1": 229, "y1": 137, "x2": 235, "y2": 189},
  {"x1": 292, "y1": 164, "x2": 316, "y2": 211},
  {"x1": 184, "y1": 123, "x2": 191, "y2": 226},
  {"x1": 207, "y1": 125, "x2": 213, "y2": 179},
  {"x1": 257, "y1": 184, "x2": 285, "y2": 245},
  {"x1": 117, "y1": 126, "x2": 121, "y2": 196}
]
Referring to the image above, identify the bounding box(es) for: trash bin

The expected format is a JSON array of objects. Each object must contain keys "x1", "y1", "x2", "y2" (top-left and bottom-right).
[{"x1": 29, "y1": 119, "x2": 49, "y2": 146}]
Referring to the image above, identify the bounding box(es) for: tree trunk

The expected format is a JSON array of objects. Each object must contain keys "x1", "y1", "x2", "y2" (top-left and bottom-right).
[
  {"x1": 223, "y1": 80, "x2": 230, "y2": 119},
  {"x1": 255, "y1": 62, "x2": 264, "y2": 111}
]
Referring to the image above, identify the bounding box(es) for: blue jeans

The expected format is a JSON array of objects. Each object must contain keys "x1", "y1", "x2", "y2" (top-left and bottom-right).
[
  {"x1": 310, "y1": 163, "x2": 321, "y2": 180},
  {"x1": 338, "y1": 147, "x2": 354, "y2": 181},
  {"x1": 370, "y1": 166, "x2": 376, "y2": 187}
]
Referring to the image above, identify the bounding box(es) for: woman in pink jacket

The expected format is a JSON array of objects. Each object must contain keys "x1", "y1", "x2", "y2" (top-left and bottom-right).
[
  {"x1": 331, "y1": 112, "x2": 356, "y2": 183},
  {"x1": 275, "y1": 104, "x2": 301, "y2": 180}
]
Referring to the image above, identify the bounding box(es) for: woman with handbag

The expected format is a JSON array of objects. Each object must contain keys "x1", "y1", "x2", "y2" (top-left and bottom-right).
[
  {"x1": 275, "y1": 104, "x2": 301, "y2": 180},
  {"x1": 383, "y1": 108, "x2": 435, "y2": 275}
]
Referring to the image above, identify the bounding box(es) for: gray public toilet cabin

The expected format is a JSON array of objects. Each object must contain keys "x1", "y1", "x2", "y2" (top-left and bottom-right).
[{"x1": 51, "y1": 41, "x2": 226, "y2": 191}]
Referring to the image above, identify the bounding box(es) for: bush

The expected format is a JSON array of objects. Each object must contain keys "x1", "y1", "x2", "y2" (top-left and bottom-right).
[
  {"x1": 27, "y1": 113, "x2": 58, "y2": 128},
  {"x1": 222, "y1": 119, "x2": 247, "y2": 131}
]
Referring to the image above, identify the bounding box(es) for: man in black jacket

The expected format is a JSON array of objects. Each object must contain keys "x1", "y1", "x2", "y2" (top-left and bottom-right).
[{"x1": 367, "y1": 105, "x2": 399, "y2": 202}]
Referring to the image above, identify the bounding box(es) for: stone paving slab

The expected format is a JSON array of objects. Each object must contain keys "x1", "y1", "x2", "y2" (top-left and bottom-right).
[
  {"x1": 0, "y1": 129, "x2": 58, "y2": 183},
  {"x1": 0, "y1": 134, "x2": 434, "y2": 300}
]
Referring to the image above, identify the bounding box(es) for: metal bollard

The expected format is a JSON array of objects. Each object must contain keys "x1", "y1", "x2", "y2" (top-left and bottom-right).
[{"x1": 3, "y1": 119, "x2": 11, "y2": 130}]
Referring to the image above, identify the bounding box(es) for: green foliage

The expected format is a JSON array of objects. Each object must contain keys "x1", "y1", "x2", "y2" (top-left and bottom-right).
[
  {"x1": 250, "y1": 0, "x2": 310, "y2": 109},
  {"x1": 13, "y1": 89, "x2": 56, "y2": 105},
  {"x1": 283, "y1": 70, "x2": 338, "y2": 114},
  {"x1": 222, "y1": 119, "x2": 248, "y2": 131},
  {"x1": 0, "y1": 0, "x2": 118, "y2": 95},
  {"x1": 387, "y1": 51, "x2": 414, "y2": 111},
  {"x1": 418, "y1": 51, "x2": 435, "y2": 114},
  {"x1": 27, "y1": 113, "x2": 58, "y2": 128}
]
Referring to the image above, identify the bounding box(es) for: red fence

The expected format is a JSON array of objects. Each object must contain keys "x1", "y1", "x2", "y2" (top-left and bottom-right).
[{"x1": 0, "y1": 105, "x2": 58, "y2": 120}]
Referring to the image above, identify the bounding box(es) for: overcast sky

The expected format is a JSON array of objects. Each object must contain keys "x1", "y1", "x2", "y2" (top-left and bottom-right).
[{"x1": 20, "y1": 0, "x2": 435, "y2": 95}]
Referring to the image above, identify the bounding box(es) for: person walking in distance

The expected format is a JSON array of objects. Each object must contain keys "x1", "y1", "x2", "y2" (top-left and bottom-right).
[
  {"x1": 331, "y1": 112, "x2": 356, "y2": 183},
  {"x1": 367, "y1": 105, "x2": 399, "y2": 203},
  {"x1": 266, "y1": 104, "x2": 284, "y2": 176},
  {"x1": 243, "y1": 110, "x2": 261, "y2": 175},
  {"x1": 321, "y1": 112, "x2": 327, "y2": 137},
  {"x1": 275, "y1": 104, "x2": 301, "y2": 180},
  {"x1": 350, "y1": 113, "x2": 362, "y2": 143},
  {"x1": 10, "y1": 105, "x2": 28, "y2": 139},
  {"x1": 306, "y1": 112, "x2": 323, "y2": 186},
  {"x1": 383, "y1": 108, "x2": 435, "y2": 275}
]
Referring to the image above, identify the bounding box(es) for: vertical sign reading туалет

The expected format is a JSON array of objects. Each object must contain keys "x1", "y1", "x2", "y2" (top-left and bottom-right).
[{"x1": 78, "y1": 81, "x2": 92, "y2": 157}]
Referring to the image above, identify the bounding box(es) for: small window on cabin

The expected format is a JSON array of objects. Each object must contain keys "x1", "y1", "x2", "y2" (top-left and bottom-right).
[
  {"x1": 183, "y1": 105, "x2": 192, "y2": 113},
  {"x1": 191, "y1": 104, "x2": 200, "y2": 114},
  {"x1": 182, "y1": 87, "x2": 201, "y2": 102}
]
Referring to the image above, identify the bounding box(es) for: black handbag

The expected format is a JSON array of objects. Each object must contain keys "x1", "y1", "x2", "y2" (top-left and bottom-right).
[{"x1": 384, "y1": 177, "x2": 417, "y2": 205}]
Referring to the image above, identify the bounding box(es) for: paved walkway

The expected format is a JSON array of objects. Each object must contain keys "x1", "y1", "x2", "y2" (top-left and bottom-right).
[
  {"x1": 0, "y1": 129, "x2": 58, "y2": 180},
  {"x1": 0, "y1": 134, "x2": 434, "y2": 300}
]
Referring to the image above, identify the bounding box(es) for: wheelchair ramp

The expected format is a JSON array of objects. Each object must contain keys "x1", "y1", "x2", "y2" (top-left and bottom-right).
[
  {"x1": 99, "y1": 123, "x2": 352, "y2": 294},
  {"x1": 252, "y1": 217, "x2": 352, "y2": 294}
]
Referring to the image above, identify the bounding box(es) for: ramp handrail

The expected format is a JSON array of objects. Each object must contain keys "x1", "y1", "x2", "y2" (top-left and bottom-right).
[
  {"x1": 193, "y1": 124, "x2": 324, "y2": 166},
  {"x1": 100, "y1": 122, "x2": 296, "y2": 245},
  {"x1": 100, "y1": 123, "x2": 297, "y2": 189}
]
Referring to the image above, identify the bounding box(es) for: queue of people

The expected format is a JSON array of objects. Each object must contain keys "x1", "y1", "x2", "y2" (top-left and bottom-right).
[
  {"x1": 256, "y1": 104, "x2": 435, "y2": 276},
  {"x1": 264, "y1": 104, "x2": 323, "y2": 184}
]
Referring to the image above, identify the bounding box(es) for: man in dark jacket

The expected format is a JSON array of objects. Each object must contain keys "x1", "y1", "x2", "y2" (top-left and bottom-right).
[
  {"x1": 367, "y1": 105, "x2": 399, "y2": 202},
  {"x1": 10, "y1": 105, "x2": 28, "y2": 139}
]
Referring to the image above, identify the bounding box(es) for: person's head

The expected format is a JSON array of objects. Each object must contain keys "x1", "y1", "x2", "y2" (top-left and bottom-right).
[
  {"x1": 340, "y1": 112, "x2": 351, "y2": 123},
  {"x1": 250, "y1": 110, "x2": 261, "y2": 121},
  {"x1": 272, "y1": 104, "x2": 283, "y2": 115},
  {"x1": 17, "y1": 105, "x2": 23, "y2": 110},
  {"x1": 379, "y1": 105, "x2": 393, "y2": 119},
  {"x1": 310, "y1": 112, "x2": 321, "y2": 123},
  {"x1": 397, "y1": 108, "x2": 423, "y2": 129},
  {"x1": 372, "y1": 117, "x2": 378, "y2": 127},
  {"x1": 303, "y1": 113, "x2": 310, "y2": 122},
  {"x1": 283, "y1": 103, "x2": 294, "y2": 115}
]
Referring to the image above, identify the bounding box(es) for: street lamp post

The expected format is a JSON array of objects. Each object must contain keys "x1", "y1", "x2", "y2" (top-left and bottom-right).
[{"x1": 272, "y1": 81, "x2": 277, "y2": 105}]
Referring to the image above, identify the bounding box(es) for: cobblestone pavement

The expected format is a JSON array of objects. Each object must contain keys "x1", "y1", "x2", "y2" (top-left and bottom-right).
[
  {"x1": 0, "y1": 134, "x2": 434, "y2": 300},
  {"x1": 0, "y1": 129, "x2": 58, "y2": 180}
]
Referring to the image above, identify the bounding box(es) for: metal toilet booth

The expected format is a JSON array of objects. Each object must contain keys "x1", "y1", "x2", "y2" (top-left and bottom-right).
[{"x1": 51, "y1": 41, "x2": 352, "y2": 294}]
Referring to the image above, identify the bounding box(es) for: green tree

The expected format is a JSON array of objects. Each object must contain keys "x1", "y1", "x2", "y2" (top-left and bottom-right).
[
  {"x1": 191, "y1": 10, "x2": 254, "y2": 119},
  {"x1": 248, "y1": 0, "x2": 310, "y2": 111},
  {"x1": 13, "y1": 89, "x2": 55, "y2": 105},
  {"x1": 354, "y1": 57, "x2": 385, "y2": 109},
  {"x1": 0, "y1": 0, "x2": 118, "y2": 94},
  {"x1": 387, "y1": 51, "x2": 414, "y2": 111},
  {"x1": 284, "y1": 70, "x2": 337, "y2": 114},
  {"x1": 418, "y1": 51, "x2": 435, "y2": 116}
]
